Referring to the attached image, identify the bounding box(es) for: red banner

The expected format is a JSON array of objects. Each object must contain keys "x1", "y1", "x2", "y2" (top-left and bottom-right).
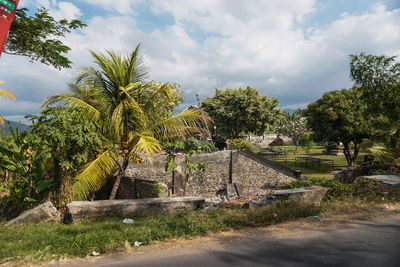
[{"x1": 0, "y1": 0, "x2": 19, "y2": 56}]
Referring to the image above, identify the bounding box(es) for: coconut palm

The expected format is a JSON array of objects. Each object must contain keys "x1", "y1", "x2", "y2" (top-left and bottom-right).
[
  {"x1": 0, "y1": 81, "x2": 16, "y2": 125},
  {"x1": 46, "y1": 45, "x2": 209, "y2": 200}
]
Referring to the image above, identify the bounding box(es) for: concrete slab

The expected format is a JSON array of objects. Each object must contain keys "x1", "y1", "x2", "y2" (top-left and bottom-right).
[{"x1": 362, "y1": 175, "x2": 400, "y2": 186}]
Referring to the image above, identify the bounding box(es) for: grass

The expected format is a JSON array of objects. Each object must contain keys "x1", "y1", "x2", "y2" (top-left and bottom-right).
[
  {"x1": 259, "y1": 146, "x2": 365, "y2": 178},
  {"x1": 1, "y1": 178, "x2": 399, "y2": 265},
  {"x1": 0, "y1": 201, "x2": 320, "y2": 264}
]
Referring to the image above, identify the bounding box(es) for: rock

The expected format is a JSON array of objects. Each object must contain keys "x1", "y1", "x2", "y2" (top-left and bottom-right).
[
  {"x1": 7, "y1": 201, "x2": 59, "y2": 226},
  {"x1": 227, "y1": 184, "x2": 237, "y2": 198},
  {"x1": 203, "y1": 197, "x2": 223, "y2": 210}
]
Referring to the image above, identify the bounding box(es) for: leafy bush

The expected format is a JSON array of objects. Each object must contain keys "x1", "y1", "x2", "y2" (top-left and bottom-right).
[
  {"x1": 299, "y1": 133, "x2": 313, "y2": 154},
  {"x1": 230, "y1": 138, "x2": 251, "y2": 150},
  {"x1": 281, "y1": 177, "x2": 354, "y2": 201},
  {"x1": 282, "y1": 177, "x2": 400, "y2": 202}
]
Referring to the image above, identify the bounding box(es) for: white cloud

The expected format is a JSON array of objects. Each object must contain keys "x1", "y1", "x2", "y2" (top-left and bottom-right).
[{"x1": 1, "y1": 1, "x2": 400, "y2": 121}]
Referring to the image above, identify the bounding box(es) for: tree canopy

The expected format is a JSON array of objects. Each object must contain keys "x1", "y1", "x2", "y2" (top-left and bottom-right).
[
  {"x1": 304, "y1": 87, "x2": 371, "y2": 166},
  {"x1": 349, "y1": 53, "x2": 400, "y2": 161},
  {"x1": 5, "y1": 7, "x2": 86, "y2": 69},
  {"x1": 201, "y1": 86, "x2": 281, "y2": 138}
]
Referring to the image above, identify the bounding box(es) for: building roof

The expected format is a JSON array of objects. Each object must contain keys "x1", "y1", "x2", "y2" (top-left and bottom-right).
[{"x1": 269, "y1": 137, "x2": 287, "y2": 146}]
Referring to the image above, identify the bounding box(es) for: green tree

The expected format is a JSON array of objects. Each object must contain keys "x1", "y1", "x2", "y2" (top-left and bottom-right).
[
  {"x1": 0, "y1": 107, "x2": 104, "y2": 211},
  {"x1": 0, "y1": 81, "x2": 16, "y2": 125},
  {"x1": 46, "y1": 45, "x2": 208, "y2": 200},
  {"x1": 304, "y1": 88, "x2": 371, "y2": 166},
  {"x1": 5, "y1": 7, "x2": 86, "y2": 69},
  {"x1": 349, "y1": 53, "x2": 400, "y2": 161},
  {"x1": 24, "y1": 107, "x2": 106, "y2": 206},
  {"x1": 201, "y1": 87, "x2": 281, "y2": 138},
  {"x1": 276, "y1": 112, "x2": 308, "y2": 153}
]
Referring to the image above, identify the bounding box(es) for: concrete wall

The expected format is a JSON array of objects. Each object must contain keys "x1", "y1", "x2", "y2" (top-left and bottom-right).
[
  {"x1": 120, "y1": 149, "x2": 297, "y2": 199},
  {"x1": 67, "y1": 197, "x2": 205, "y2": 220}
]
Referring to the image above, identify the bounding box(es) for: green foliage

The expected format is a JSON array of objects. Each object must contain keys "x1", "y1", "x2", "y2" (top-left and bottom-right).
[
  {"x1": 229, "y1": 138, "x2": 251, "y2": 150},
  {"x1": 299, "y1": 133, "x2": 313, "y2": 154},
  {"x1": 202, "y1": 87, "x2": 282, "y2": 138},
  {"x1": 304, "y1": 88, "x2": 371, "y2": 166},
  {"x1": 371, "y1": 169, "x2": 393, "y2": 175},
  {"x1": 0, "y1": 201, "x2": 320, "y2": 263},
  {"x1": 282, "y1": 178, "x2": 354, "y2": 201},
  {"x1": 163, "y1": 138, "x2": 213, "y2": 178},
  {"x1": 5, "y1": 8, "x2": 86, "y2": 69},
  {"x1": 282, "y1": 177, "x2": 400, "y2": 202},
  {"x1": 152, "y1": 182, "x2": 164, "y2": 197},
  {"x1": 276, "y1": 112, "x2": 308, "y2": 151},
  {"x1": 349, "y1": 53, "x2": 400, "y2": 162},
  {"x1": 0, "y1": 107, "x2": 106, "y2": 212}
]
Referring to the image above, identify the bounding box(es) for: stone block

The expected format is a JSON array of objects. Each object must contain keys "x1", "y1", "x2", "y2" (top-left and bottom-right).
[
  {"x1": 271, "y1": 186, "x2": 328, "y2": 204},
  {"x1": 7, "y1": 201, "x2": 59, "y2": 226},
  {"x1": 67, "y1": 197, "x2": 205, "y2": 220}
]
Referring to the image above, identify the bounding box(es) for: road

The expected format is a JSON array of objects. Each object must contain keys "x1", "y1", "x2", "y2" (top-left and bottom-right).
[{"x1": 64, "y1": 214, "x2": 400, "y2": 267}]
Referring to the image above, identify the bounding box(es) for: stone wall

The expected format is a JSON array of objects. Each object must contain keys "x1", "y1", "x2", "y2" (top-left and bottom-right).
[
  {"x1": 123, "y1": 151, "x2": 230, "y2": 198},
  {"x1": 232, "y1": 150, "x2": 298, "y2": 191},
  {"x1": 120, "y1": 149, "x2": 297, "y2": 199}
]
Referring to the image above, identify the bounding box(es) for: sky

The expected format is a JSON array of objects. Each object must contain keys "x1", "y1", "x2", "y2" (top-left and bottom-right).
[{"x1": 0, "y1": 0, "x2": 399, "y2": 124}]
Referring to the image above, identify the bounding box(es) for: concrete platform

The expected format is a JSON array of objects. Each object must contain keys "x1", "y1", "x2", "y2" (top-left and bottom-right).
[{"x1": 362, "y1": 175, "x2": 400, "y2": 186}]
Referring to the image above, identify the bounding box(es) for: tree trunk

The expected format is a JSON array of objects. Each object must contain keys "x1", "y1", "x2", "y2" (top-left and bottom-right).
[
  {"x1": 342, "y1": 143, "x2": 353, "y2": 166},
  {"x1": 109, "y1": 157, "x2": 129, "y2": 200}
]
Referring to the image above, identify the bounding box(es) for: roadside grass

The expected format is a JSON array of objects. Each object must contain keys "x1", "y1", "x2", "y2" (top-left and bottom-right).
[
  {"x1": 259, "y1": 146, "x2": 365, "y2": 178},
  {"x1": 1, "y1": 178, "x2": 399, "y2": 265},
  {"x1": 0, "y1": 201, "x2": 321, "y2": 264}
]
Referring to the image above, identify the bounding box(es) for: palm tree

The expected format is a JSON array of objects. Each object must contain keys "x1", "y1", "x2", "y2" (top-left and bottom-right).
[
  {"x1": 0, "y1": 81, "x2": 16, "y2": 125},
  {"x1": 46, "y1": 45, "x2": 209, "y2": 200}
]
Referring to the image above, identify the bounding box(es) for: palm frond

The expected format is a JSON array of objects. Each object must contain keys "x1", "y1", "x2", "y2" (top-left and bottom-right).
[
  {"x1": 0, "y1": 89, "x2": 16, "y2": 101},
  {"x1": 44, "y1": 95, "x2": 101, "y2": 121},
  {"x1": 0, "y1": 115, "x2": 4, "y2": 125},
  {"x1": 130, "y1": 132, "x2": 162, "y2": 157},
  {"x1": 72, "y1": 149, "x2": 118, "y2": 200},
  {"x1": 150, "y1": 108, "x2": 211, "y2": 141}
]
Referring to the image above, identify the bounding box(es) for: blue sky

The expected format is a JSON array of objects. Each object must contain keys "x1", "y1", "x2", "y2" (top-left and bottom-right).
[{"x1": 1, "y1": 0, "x2": 399, "y2": 123}]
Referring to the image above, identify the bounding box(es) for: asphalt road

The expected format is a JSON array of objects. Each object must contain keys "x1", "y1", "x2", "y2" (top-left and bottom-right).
[{"x1": 65, "y1": 214, "x2": 400, "y2": 267}]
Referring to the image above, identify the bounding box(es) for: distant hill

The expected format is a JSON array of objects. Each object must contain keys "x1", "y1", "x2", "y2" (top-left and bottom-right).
[
  {"x1": 0, "y1": 120, "x2": 30, "y2": 133},
  {"x1": 282, "y1": 108, "x2": 298, "y2": 114}
]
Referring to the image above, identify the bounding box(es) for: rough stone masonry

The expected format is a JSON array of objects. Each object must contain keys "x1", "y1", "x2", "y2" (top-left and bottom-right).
[{"x1": 120, "y1": 149, "x2": 298, "y2": 198}]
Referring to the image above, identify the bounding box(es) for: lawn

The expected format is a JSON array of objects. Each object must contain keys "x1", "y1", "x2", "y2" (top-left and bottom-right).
[{"x1": 259, "y1": 145, "x2": 365, "y2": 178}]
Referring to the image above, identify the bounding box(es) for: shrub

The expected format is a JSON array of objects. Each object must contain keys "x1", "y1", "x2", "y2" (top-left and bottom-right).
[
  {"x1": 299, "y1": 133, "x2": 313, "y2": 154},
  {"x1": 230, "y1": 138, "x2": 251, "y2": 150},
  {"x1": 281, "y1": 177, "x2": 354, "y2": 201}
]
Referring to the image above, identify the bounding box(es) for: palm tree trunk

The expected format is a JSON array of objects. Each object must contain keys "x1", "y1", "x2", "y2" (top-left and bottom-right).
[{"x1": 109, "y1": 157, "x2": 129, "y2": 200}]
